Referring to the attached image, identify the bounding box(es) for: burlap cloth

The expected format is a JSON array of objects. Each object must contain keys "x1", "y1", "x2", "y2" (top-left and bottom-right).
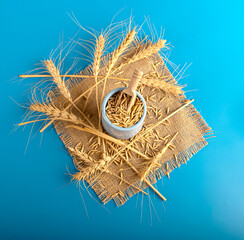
[{"x1": 50, "y1": 51, "x2": 211, "y2": 206}]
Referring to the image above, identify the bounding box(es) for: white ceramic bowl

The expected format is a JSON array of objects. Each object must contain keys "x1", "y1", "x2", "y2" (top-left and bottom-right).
[{"x1": 101, "y1": 87, "x2": 147, "y2": 139}]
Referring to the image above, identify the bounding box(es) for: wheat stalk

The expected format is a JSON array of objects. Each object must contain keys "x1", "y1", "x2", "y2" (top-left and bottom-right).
[
  {"x1": 99, "y1": 28, "x2": 136, "y2": 127},
  {"x1": 126, "y1": 39, "x2": 166, "y2": 65},
  {"x1": 84, "y1": 34, "x2": 105, "y2": 112}
]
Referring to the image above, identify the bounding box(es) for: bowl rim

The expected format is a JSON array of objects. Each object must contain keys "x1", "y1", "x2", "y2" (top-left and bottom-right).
[{"x1": 101, "y1": 87, "x2": 147, "y2": 132}]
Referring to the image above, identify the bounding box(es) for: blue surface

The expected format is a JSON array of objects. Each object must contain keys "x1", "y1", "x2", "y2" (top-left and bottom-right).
[{"x1": 1, "y1": 0, "x2": 244, "y2": 239}]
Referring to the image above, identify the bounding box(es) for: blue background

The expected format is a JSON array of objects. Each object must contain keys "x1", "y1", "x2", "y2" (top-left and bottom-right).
[{"x1": 1, "y1": 0, "x2": 244, "y2": 239}]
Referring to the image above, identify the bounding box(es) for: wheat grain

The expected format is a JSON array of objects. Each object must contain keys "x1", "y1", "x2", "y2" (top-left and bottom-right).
[
  {"x1": 106, "y1": 92, "x2": 144, "y2": 128},
  {"x1": 166, "y1": 162, "x2": 170, "y2": 178},
  {"x1": 141, "y1": 132, "x2": 178, "y2": 181}
]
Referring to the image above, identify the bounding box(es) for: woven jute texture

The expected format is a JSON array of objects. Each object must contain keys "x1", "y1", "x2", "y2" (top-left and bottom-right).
[{"x1": 50, "y1": 50, "x2": 211, "y2": 206}]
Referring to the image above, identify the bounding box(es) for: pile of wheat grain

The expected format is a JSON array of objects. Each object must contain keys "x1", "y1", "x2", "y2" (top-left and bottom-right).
[{"x1": 105, "y1": 92, "x2": 144, "y2": 128}]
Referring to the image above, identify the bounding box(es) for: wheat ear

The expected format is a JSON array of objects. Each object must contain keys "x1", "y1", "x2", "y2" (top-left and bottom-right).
[
  {"x1": 69, "y1": 147, "x2": 110, "y2": 180},
  {"x1": 44, "y1": 59, "x2": 94, "y2": 127},
  {"x1": 99, "y1": 28, "x2": 136, "y2": 127},
  {"x1": 30, "y1": 103, "x2": 83, "y2": 125},
  {"x1": 141, "y1": 77, "x2": 183, "y2": 96},
  {"x1": 83, "y1": 34, "x2": 105, "y2": 112},
  {"x1": 44, "y1": 59, "x2": 72, "y2": 101},
  {"x1": 114, "y1": 39, "x2": 166, "y2": 73},
  {"x1": 69, "y1": 147, "x2": 147, "y2": 195}
]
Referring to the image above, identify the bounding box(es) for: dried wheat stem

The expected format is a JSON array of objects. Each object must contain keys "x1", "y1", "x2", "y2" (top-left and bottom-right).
[
  {"x1": 69, "y1": 147, "x2": 110, "y2": 180},
  {"x1": 19, "y1": 74, "x2": 130, "y2": 80},
  {"x1": 83, "y1": 34, "x2": 105, "y2": 112},
  {"x1": 141, "y1": 132, "x2": 178, "y2": 181},
  {"x1": 71, "y1": 102, "x2": 95, "y2": 127},
  {"x1": 18, "y1": 118, "x2": 51, "y2": 126},
  {"x1": 109, "y1": 172, "x2": 148, "y2": 195},
  {"x1": 99, "y1": 28, "x2": 136, "y2": 128}
]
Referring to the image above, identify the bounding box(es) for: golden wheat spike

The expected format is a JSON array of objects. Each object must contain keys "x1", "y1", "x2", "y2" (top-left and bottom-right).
[
  {"x1": 44, "y1": 59, "x2": 72, "y2": 101},
  {"x1": 30, "y1": 103, "x2": 82, "y2": 125},
  {"x1": 107, "y1": 28, "x2": 136, "y2": 73},
  {"x1": 99, "y1": 28, "x2": 137, "y2": 127},
  {"x1": 93, "y1": 34, "x2": 105, "y2": 77},
  {"x1": 114, "y1": 39, "x2": 166, "y2": 73},
  {"x1": 141, "y1": 77, "x2": 183, "y2": 96},
  {"x1": 128, "y1": 39, "x2": 166, "y2": 63},
  {"x1": 83, "y1": 34, "x2": 105, "y2": 112},
  {"x1": 69, "y1": 147, "x2": 148, "y2": 195}
]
